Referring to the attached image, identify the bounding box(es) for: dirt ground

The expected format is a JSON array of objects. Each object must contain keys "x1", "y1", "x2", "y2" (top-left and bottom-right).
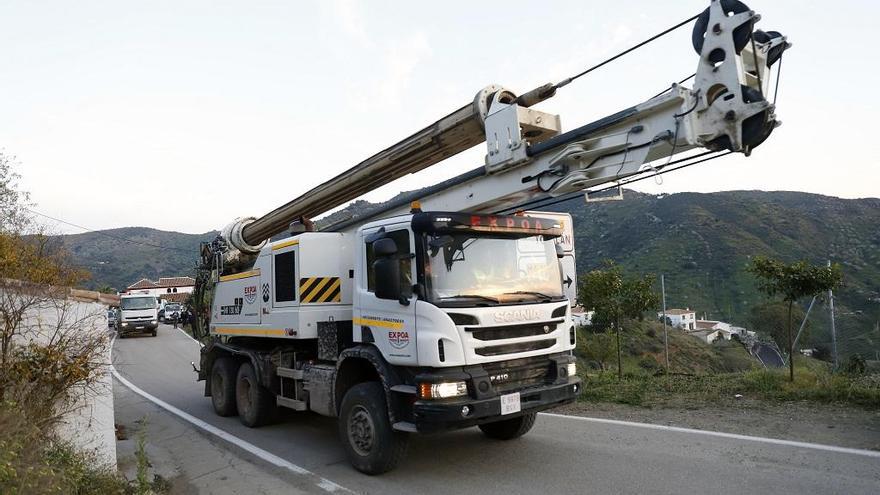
[{"x1": 555, "y1": 399, "x2": 880, "y2": 451}]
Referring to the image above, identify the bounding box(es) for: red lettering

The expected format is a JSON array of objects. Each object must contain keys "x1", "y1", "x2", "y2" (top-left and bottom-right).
[
  {"x1": 521, "y1": 219, "x2": 530, "y2": 229},
  {"x1": 471, "y1": 215, "x2": 481, "y2": 227},
  {"x1": 488, "y1": 216, "x2": 498, "y2": 228},
  {"x1": 506, "y1": 218, "x2": 515, "y2": 228},
  {"x1": 535, "y1": 220, "x2": 543, "y2": 230}
]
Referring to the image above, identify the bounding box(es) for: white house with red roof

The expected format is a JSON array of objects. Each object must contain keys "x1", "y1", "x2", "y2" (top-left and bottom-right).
[{"x1": 125, "y1": 276, "x2": 195, "y2": 302}]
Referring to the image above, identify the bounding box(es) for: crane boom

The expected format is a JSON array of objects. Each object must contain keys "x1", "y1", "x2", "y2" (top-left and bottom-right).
[{"x1": 223, "y1": 0, "x2": 789, "y2": 254}]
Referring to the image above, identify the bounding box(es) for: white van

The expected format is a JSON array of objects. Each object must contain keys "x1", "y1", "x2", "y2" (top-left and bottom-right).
[{"x1": 118, "y1": 292, "x2": 159, "y2": 337}]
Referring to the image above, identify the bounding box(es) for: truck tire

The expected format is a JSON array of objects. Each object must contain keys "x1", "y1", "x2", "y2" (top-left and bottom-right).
[
  {"x1": 338, "y1": 382, "x2": 408, "y2": 475},
  {"x1": 478, "y1": 412, "x2": 537, "y2": 440},
  {"x1": 211, "y1": 357, "x2": 239, "y2": 417},
  {"x1": 235, "y1": 362, "x2": 275, "y2": 427}
]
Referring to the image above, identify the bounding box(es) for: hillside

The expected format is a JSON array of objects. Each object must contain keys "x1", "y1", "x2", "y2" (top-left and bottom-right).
[
  {"x1": 542, "y1": 190, "x2": 880, "y2": 359},
  {"x1": 56, "y1": 190, "x2": 880, "y2": 357},
  {"x1": 57, "y1": 227, "x2": 217, "y2": 292}
]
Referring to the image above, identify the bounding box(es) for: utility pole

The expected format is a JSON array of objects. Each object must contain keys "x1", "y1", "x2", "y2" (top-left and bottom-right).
[
  {"x1": 828, "y1": 260, "x2": 838, "y2": 371},
  {"x1": 661, "y1": 274, "x2": 669, "y2": 373}
]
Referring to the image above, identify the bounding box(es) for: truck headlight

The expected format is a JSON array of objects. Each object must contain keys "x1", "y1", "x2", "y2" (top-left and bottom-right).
[
  {"x1": 566, "y1": 363, "x2": 576, "y2": 377},
  {"x1": 418, "y1": 381, "x2": 468, "y2": 399},
  {"x1": 151, "y1": 320, "x2": 157, "y2": 324},
  {"x1": 121, "y1": 322, "x2": 129, "y2": 327}
]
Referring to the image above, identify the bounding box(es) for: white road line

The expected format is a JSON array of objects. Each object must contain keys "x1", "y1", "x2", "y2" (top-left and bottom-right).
[
  {"x1": 110, "y1": 337, "x2": 353, "y2": 493},
  {"x1": 539, "y1": 412, "x2": 880, "y2": 459},
  {"x1": 172, "y1": 324, "x2": 204, "y2": 347}
]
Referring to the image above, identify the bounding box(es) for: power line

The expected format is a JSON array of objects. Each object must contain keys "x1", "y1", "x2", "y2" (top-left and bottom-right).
[{"x1": 25, "y1": 208, "x2": 192, "y2": 253}]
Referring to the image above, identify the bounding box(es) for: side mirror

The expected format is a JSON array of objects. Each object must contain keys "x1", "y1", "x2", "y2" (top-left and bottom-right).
[
  {"x1": 373, "y1": 238, "x2": 398, "y2": 257},
  {"x1": 555, "y1": 243, "x2": 565, "y2": 259},
  {"x1": 374, "y1": 257, "x2": 401, "y2": 301}
]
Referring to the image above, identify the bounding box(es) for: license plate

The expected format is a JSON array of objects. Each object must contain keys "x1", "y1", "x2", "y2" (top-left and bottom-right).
[
  {"x1": 135, "y1": 326, "x2": 144, "y2": 330},
  {"x1": 500, "y1": 392, "x2": 521, "y2": 415}
]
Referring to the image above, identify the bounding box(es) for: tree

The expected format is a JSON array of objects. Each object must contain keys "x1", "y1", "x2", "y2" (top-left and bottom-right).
[
  {"x1": 0, "y1": 152, "x2": 33, "y2": 234},
  {"x1": 748, "y1": 301, "x2": 808, "y2": 351},
  {"x1": 0, "y1": 154, "x2": 102, "y2": 425},
  {"x1": 747, "y1": 256, "x2": 843, "y2": 381},
  {"x1": 579, "y1": 260, "x2": 659, "y2": 380}
]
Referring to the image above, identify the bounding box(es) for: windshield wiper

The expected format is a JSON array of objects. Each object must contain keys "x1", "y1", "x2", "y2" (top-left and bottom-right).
[
  {"x1": 441, "y1": 294, "x2": 501, "y2": 303},
  {"x1": 504, "y1": 291, "x2": 559, "y2": 300}
]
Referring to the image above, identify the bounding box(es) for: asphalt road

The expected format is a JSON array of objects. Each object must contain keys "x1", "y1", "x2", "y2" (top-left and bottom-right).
[{"x1": 112, "y1": 324, "x2": 880, "y2": 494}]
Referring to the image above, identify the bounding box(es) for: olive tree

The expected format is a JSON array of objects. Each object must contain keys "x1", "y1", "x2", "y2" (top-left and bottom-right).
[
  {"x1": 747, "y1": 256, "x2": 843, "y2": 381},
  {"x1": 579, "y1": 260, "x2": 659, "y2": 380}
]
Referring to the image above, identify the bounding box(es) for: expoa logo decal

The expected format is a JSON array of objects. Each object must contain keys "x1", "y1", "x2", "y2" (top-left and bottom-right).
[
  {"x1": 244, "y1": 285, "x2": 257, "y2": 304},
  {"x1": 388, "y1": 330, "x2": 410, "y2": 349}
]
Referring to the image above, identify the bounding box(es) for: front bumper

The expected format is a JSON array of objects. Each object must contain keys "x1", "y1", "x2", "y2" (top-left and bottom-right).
[
  {"x1": 413, "y1": 377, "x2": 580, "y2": 433},
  {"x1": 409, "y1": 352, "x2": 581, "y2": 433},
  {"x1": 119, "y1": 321, "x2": 158, "y2": 333}
]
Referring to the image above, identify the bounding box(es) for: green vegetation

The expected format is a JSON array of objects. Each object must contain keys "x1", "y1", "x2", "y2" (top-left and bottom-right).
[
  {"x1": 577, "y1": 320, "x2": 758, "y2": 376},
  {"x1": 578, "y1": 364, "x2": 880, "y2": 409},
  {"x1": 0, "y1": 403, "x2": 128, "y2": 494},
  {"x1": 574, "y1": 320, "x2": 879, "y2": 409},
  {"x1": 748, "y1": 256, "x2": 843, "y2": 380},
  {"x1": 579, "y1": 261, "x2": 659, "y2": 379}
]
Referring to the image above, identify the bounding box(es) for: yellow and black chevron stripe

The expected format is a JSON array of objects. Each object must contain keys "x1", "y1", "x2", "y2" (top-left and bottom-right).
[{"x1": 299, "y1": 277, "x2": 342, "y2": 303}]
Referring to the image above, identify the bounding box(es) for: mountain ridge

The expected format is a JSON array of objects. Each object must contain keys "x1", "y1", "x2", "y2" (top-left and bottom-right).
[{"x1": 55, "y1": 189, "x2": 879, "y2": 357}]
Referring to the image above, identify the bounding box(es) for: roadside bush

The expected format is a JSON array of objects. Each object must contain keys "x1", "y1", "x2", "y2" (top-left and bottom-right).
[
  {"x1": 0, "y1": 403, "x2": 126, "y2": 494},
  {"x1": 843, "y1": 355, "x2": 867, "y2": 375},
  {"x1": 637, "y1": 356, "x2": 661, "y2": 372}
]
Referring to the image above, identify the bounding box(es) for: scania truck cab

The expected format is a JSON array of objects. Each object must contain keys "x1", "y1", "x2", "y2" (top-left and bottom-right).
[{"x1": 197, "y1": 210, "x2": 580, "y2": 473}]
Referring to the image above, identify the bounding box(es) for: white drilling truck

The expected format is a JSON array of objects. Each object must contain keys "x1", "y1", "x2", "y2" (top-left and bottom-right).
[{"x1": 191, "y1": 1, "x2": 789, "y2": 474}]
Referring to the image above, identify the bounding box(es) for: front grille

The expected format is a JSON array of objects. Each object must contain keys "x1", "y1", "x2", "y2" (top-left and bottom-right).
[
  {"x1": 466, "y1": 319, "x2": 561, "y2": 341},
  {"x1": 474, "y1": 338, "x2": 556, "y2": 357},
  {"x1": 482, "y1": 355, "x2": 554, "y2": 393}
]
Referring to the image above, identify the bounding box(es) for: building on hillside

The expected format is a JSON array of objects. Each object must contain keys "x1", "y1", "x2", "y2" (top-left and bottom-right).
[
  {"x1": 125, "y1": 276, "x2": 195, "y2": 299},
  {"x1": 658, "y1": 308, "x2": 697, "y2": 330},
  {"x1": 695, "y1": 319, "x2": 755, "y2": 340},
  {"x1": 571, "y1": 307, "x2": 594, "y2": 327}
]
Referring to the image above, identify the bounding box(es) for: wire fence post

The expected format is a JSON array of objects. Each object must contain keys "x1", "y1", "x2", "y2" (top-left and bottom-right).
[
  {"x1": 828, "y1": 260, "x2": 838, "y2": 372},
  {"x1": 661, "y1": 274, "x2": 669, "y2": 374}
]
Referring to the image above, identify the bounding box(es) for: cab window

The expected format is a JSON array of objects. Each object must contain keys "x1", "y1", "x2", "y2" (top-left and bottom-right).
[
  {"x1": 274, "y1": 250, "x2": 297, "y2": 302},
  {"x1": 365, "y1": 230, "x2": 412, "y2": 296}
]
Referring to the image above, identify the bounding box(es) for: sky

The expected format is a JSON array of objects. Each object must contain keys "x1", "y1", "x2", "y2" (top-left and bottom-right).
[{"x1": 1, "y1": 0, "x2": 878, "y2": 235}]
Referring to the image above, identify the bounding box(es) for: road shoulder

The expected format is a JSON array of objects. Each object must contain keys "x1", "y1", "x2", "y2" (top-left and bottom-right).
[
  {"x1": 555, "y1": 399, "x2": 880, "y2": 451},
  {"x1": 114, "y1": 377, "x2": 318, "y2": 495}
]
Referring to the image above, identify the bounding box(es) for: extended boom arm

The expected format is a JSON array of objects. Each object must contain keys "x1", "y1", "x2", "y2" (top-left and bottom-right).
[{"x1": 224, "y1": 0, "x2": 789, "y2": 250}]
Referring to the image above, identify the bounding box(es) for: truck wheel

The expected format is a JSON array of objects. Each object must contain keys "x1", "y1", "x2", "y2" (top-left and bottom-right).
[
  {"x1": 338, "y1": 382, "x2": 408, "y2": 475},
  {"x1": 151, "y1": 329, "x2": 157, "y2": 337},
  {"x1": 235, "y1": 362, "x2": 275, "y2": 427},
  {"x1": 211, "y1": 357, "x2": 238, "y2": 417},
  {"x1": 478, "y1": 412, "x2": 537, "y2": 440}
]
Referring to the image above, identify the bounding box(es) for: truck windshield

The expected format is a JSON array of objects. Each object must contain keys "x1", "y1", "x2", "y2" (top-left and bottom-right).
[
  {"x1": 121, "y1": 297, "x2": 156, "y2": 310},
  {"x1": 425, "y1": 233, "x2": 564, "y2": 305}
]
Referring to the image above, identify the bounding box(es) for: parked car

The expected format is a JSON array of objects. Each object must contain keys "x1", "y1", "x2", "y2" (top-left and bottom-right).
[
  {"x1": 158, "y1": 307, "x2": 166, "y2": 322},
  {"x1": 107, "y1": 308, "x2": 117, "y2": 329}
]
